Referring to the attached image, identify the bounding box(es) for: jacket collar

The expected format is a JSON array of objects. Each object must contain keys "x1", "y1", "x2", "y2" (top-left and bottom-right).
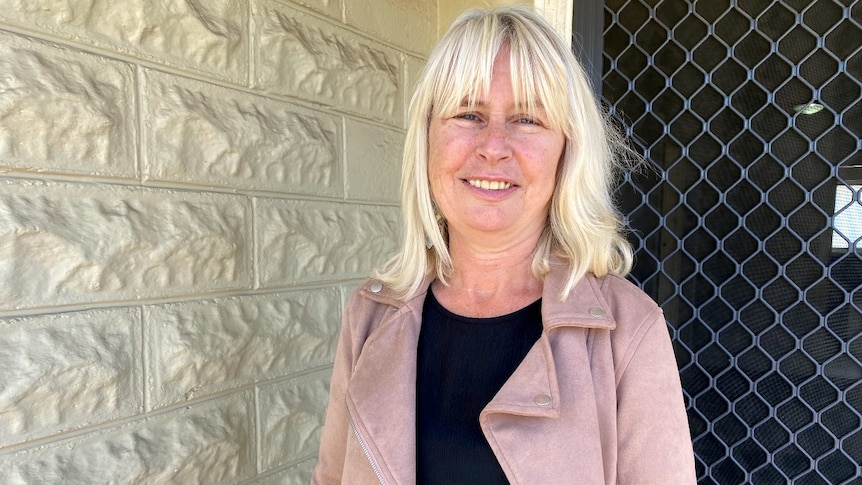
[
  {"x1": 361, "y1": 255, "x2": 618, "y2": 333},
  {"x1": 540, "y1": 256, "x2": 616, "y2": 331}
]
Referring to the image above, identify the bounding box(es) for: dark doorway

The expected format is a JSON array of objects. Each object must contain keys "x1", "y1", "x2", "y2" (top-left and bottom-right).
[{"x1": 581, "y1": 0, "x2": 862, "y2": 482}]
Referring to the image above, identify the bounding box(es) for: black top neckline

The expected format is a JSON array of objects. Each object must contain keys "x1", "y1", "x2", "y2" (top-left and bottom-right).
[{"x1": 427, "y1": 288, "x2": 542, "y2": 326}]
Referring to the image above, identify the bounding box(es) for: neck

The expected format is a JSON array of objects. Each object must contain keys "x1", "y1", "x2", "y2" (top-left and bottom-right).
[{"x1": 432, "y1": 231, "x2": 544, "y2": 317}]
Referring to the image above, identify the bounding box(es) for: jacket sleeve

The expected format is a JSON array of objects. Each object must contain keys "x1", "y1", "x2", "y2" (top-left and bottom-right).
[
  {"x1": 615, "y1": 308, "x2": 697, "y2": 484},
  {"x1": 311, "y1": 292, "x2": 360, "y2": 485}
]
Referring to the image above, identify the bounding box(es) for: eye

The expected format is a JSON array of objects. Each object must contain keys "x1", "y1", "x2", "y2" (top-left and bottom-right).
[
  {"x1": 455, "y1": 112, "x2": 480, "y2": 122},
  {"x1": 516, "y1": 116, "x2": 540, "y2": 126}
]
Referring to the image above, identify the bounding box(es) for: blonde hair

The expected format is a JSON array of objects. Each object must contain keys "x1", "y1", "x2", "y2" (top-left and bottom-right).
[{"x1": 374, "y1": 5, "x2": 635, "y2": 299}]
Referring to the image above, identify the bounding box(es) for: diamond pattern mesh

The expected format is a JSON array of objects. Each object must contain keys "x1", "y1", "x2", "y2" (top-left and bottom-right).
[{"x1": 600, "y1": 0, "x2": 862, "y2": 482}]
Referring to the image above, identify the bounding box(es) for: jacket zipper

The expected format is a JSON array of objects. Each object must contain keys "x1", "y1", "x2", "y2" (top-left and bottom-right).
[{"x1": 347, "y1": 407, "x2": 387, "y2": 485}]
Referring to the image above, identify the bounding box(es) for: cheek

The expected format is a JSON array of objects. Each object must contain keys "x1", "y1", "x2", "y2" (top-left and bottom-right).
[
  {"x1": 427, "y1": 133, "x2": 468, "y2": 189},
  {"x1": 430, "y1": 132, "x2": 466, "y2": 166},
  {"x1": 427, "y1": 126, "x2": 450, "y2": 175},
  {"x1": 533, "y1": 141, "x2": 564, "y2": 198}
]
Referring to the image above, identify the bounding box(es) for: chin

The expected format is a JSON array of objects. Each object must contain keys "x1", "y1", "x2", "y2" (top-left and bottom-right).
[{"x1": 461, "y1": 219, "x2": 522, "y2": 237}]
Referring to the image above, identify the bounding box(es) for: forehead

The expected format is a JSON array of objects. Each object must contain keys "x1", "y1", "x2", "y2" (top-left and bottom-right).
[
  {"x1": 457, "y1": 54, "x2": 512, "y2": 104},
  {"x1": 440, "y1": 49, "x2": 545, "y2": 112}
]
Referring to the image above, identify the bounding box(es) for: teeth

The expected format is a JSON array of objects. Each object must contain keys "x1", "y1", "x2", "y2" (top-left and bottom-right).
[{"x1": 468, "y1": 179, "x2": 512, "y2": 190}]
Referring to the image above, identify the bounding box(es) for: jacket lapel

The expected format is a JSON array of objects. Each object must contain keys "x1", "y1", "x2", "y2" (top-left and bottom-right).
[
  {"x1": 480, "y1": 264, "x2": 618, "y2": 483},
  {"x1": 482, "y1": 333, "x2": 561, "y2": 417},
  {"x1": 482, "y1": 263, "x2": 616, "y2": 419},
  {"x1": 345, "y1": 289, "x2": 426, "y2": 484}
]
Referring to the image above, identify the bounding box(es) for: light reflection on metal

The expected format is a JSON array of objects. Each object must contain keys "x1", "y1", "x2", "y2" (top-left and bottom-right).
[{"x1": 793, "y1": 103, "x2": 825, "y2": 115}]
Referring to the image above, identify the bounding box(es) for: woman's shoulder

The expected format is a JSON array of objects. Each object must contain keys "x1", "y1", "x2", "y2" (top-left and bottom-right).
[
  {"x1": 345, "y1": 279, "x2": 396, "y2": 321},
  {"x1": 588, "y1": 273, "x2": 665, "y2": 338},
  {"x1": 592, "y1": 272, "x2": 660, "y2": 314},
  {"x1": 585, "y1": 274, "x2": 673, "y2": 370},
  {"x1": 348, "y1": 277, "x2": 428, "y2": 309},
  {"x1": 343, "y1": 277, "x2": 429, "y2": 333}
]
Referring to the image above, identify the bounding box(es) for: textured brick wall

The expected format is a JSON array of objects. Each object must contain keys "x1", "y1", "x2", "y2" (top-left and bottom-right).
[{"x1": 0, "y1": 1, "x2": 434, "y2": 483}]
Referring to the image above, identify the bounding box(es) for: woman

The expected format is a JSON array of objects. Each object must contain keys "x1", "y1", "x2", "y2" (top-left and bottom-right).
[{"x1": 312, "y1": 6, "x2": 696, "y2": 484}]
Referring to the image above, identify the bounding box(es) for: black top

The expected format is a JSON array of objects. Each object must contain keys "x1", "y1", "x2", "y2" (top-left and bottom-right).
[{"x1": 416, "y1": 289, "x2": 543, "y2": 484}]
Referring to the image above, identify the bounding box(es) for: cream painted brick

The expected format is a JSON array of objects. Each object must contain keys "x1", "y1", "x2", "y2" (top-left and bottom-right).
[
  {"x1": 345, "y1": 0, "x2": 436, "y2": 54},
  {"x1": 0, "y1": 393, "x2": 255, "y2": 484},
  {"x1": 0, "y1": 308, "x2": 141, "y2": 448},
  {"x1": 257, "y1": 199, "x2": 400, "y2": 286},
  {"x1": 145, "y1": 288, "x2": 341, "y2": 409},
  {"x1": 275, "y1": 0, "x2": 341, "y2": 22},
  {"x1": 258, "y1": 370, "x2": 329, "y2": 471},
  {"x1": 247, "y1": 457, "x2": 316, "y2": 484},
  {"x1": 345, "y1": 119, "x2": 402, "y2": 202},
  {"x1": 0, "y1": 0, "x2": 247, "y2": 82},
  {"x1": 254, "y1": 0, "x2": 402, "y2": 125},
  {"x1": 142, "y1": 69, "x2": 342, "y2": 196},
  {"x1": 0, "y1": 32, "x2": 135, "y2": 177},
  {"x1": 0, "y1": 179, "x2": 252, "y2": 311}
]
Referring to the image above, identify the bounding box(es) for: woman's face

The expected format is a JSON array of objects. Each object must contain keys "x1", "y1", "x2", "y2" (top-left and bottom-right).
[{"x1": 428, "y1": 48, "x2": 566, "y2": 248}]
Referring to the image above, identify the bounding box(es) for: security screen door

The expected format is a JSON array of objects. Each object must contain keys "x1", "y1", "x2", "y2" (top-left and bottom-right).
[{"x1": 587, "y1": 0, "x2": 861, "y2": 483}]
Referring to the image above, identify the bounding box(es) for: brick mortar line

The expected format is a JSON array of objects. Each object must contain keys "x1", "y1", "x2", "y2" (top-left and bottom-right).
[
  {"x1": 341, "y1": 117, "x2": 350, "y2": 202},
  {"x1": 0, "y1": 280, "x2": 366, "y2": 319},
  {"x1": 238, "y1": 452, "x2": 319, "y2": 484},
  {"x1": 140, "y1": 305, "x2": 150, "y2": 413},
  {"x1": 250, "y1": 363, "x2": 334, "y2": 390},
  {"x1": 247, "y1": 0, "x2": 255, "y2": 90},
  {"x1": 135, "y1": 64, "x2": 145, "y2": 182},
  {"x1": 252, "y1": 196, "x2": 261, "y2": 290},
  {"x1": 0, "y1": 171, "x2": 402, "y2": 205},
  {"x1": 254, "y1": 383, "x2": 263, "y2": 474}
]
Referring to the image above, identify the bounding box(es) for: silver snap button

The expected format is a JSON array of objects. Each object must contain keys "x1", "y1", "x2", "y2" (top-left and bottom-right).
[
  {"x1": 534, "y1": 394, "x2": 551, "y2": 406},
  {"x1": 588, "y1": 307, "x2": 604, "y2": 317},
  {"x1": 369, "y1": 281, "x2": 383, "y2": 293}
]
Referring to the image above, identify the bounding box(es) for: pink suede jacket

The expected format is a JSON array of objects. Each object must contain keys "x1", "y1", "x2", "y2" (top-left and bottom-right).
[{"x1": 312, "y1": 258, "x2": 697, "y2": 484}]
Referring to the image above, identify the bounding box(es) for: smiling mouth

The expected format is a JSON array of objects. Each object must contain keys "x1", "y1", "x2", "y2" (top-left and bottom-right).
[{"x1": 467, "y1": 179, "x2": 512, "y2": 190}]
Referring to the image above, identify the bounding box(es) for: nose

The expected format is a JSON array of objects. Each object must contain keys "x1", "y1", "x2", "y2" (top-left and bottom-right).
[{"x1": 476, "y1": 119, "x2": 512, "y2": 162}]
